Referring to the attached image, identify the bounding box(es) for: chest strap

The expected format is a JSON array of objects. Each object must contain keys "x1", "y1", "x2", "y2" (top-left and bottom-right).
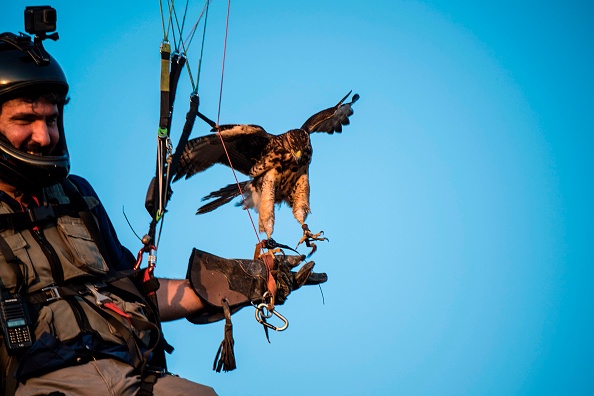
[
  {"x1": 24, "y1": 283, "x2": 97, "y2": 305},
  {"x1": 0, "y1": 204, "x2": 85, "y2": 232},
  {"x1": 23, "y1": 268, "x2": 142, "y2": 305}
]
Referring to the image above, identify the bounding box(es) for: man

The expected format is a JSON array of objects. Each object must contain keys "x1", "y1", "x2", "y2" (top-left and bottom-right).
[
  {"x1": 0, "y1": 29, "x2": 219, "y2": 396},
  {"x1": 0, "y1": 22, "x2": 323, "y2": 396}
]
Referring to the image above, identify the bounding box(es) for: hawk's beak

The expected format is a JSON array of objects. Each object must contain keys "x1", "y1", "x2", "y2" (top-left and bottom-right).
[{"x1": 293, "y1": 150, "x2": 302, "y2": 164}]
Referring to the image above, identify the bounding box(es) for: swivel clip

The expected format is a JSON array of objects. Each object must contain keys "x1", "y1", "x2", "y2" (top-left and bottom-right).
[{"x1": 254, "y1": 303, "x2": 289, "y2": 332}]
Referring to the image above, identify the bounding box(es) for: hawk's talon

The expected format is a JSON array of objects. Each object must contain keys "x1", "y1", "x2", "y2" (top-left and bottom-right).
[
  {"x1": 297, "y1": 224, "x2": 329, "y2": 256},
  {"x1": 306, "y1": 241, "x2": 317, "y2": 257}
]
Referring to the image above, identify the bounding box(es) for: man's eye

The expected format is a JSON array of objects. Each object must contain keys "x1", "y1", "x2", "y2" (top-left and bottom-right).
[
  {"x1": 13, "y1": 117, "x2": 33, "y2": 124},
  {"x1": 47, "y1": 117, "x2": 58, "y2": 126}
]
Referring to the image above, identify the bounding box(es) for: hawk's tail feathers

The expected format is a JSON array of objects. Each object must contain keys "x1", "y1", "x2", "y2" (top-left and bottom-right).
[{"x1": 197, "y1": 181, "x2": 250, "y2": 214}]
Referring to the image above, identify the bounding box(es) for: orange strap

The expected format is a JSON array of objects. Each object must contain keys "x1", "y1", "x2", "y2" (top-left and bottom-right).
[{"x1": 254, "y1": 242, "x2": 277, "y2": 310}]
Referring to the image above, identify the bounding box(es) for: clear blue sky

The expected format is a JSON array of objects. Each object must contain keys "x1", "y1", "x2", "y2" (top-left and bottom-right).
[{"x1": 3, "y1": 1, "x2": 593, "y2": 395}]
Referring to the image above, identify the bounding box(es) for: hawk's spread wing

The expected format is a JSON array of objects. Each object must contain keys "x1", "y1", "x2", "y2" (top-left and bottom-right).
[
  {"x1": 301, "y1": 91, "x2": 360, "y2": 134},
  {"x1": 174, "y1": 124, "x2": 272, "y2": 181}
]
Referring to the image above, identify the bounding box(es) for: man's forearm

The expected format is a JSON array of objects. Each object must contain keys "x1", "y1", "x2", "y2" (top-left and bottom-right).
[{"x1": 156, "y1": 278, "x2": 208, "y2": 321}]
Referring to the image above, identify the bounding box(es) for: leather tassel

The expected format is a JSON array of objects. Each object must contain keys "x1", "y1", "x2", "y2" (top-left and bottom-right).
[{"x1": 213, "y1": 298, "x2": 237, "y2": 372}]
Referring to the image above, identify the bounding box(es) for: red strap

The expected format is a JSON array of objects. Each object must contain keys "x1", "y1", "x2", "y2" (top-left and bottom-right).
[{"x1": 103, "y1": 301, "x2": 132, "y2": 323}]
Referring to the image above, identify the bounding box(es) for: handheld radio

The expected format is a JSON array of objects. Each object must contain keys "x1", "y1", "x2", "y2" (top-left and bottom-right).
[{"x1": 0, "y1": 295, "x2": 34, "y2": 353}]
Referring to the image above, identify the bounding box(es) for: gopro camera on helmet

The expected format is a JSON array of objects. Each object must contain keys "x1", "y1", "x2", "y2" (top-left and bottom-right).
[{"x1": 24, "y1": 6, "x2": 57, "y2": 36}]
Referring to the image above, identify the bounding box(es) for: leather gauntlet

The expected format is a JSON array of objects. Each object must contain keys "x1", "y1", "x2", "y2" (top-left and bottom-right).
[{"x1": 186, "y1": 248, "x2": 327, "y2": 324}]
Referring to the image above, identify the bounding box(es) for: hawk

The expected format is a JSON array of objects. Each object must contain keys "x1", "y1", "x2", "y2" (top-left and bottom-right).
[{"x1": 174, "y1": 91, "x2": 359, "y2": 253}]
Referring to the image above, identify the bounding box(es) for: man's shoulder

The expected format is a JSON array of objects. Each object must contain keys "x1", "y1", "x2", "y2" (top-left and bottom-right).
[{"x1": 66, "y1": 174, "x2": 98, "y2": 198}]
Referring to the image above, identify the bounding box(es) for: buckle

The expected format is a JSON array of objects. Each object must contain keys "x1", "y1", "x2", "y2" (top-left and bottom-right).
[
  {"x1": 143, "y1": 366, "x2": 170, "y2": 378},
  {"x1": 41, "y1": 285, "x2": 61, "y2": 302},
  {"x1": 27, "y1": 205, "x2": 55, "y2": 223},
  {"x1": 84, "y1": 283, "x2": 112, "y2": 306}
]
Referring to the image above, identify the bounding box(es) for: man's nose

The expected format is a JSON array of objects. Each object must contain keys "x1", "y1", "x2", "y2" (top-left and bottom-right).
[{"x1": 30, "y1": 121, "x2": 53, "y2": 147}]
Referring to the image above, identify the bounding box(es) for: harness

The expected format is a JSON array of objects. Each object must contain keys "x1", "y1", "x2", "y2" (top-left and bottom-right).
[{"x1": 0, "y1": 177, "x2": 165, "y2": 395}]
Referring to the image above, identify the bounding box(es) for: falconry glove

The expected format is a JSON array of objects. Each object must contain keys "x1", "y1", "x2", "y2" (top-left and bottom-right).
[
  {"x1": 185, "y1": 248, "x2": 327, "y2": 372},
  {"x1": 185, "y1": 248, "x2": 327, "y2": 323}
]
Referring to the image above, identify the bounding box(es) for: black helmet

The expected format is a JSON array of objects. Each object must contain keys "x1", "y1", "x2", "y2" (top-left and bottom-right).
[{"x1": 0, "y1": 32, "x2": 70, "y2": 190}]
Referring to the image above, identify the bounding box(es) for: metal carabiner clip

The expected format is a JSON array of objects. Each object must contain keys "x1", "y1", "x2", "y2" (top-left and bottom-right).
[{"x1": 254, "y1": 303, "x2": 289, "y2": 331}]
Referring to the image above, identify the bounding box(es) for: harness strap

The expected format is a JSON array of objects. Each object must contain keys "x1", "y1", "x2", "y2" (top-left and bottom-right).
[
  {"x1": 23, "y1": 267, "x2": 142, "y2": 305},
  {"x1": 0, "y1": 204, "x2": 83, "y2": 232},
  {"x1": 137, "y1": 372, "x2": 160, "y2": 396},
  {"x1": 24, "y1": 284, "x2": 85, "y2": 304},
  {"x1": 65, "y1": 298, "x2": 94, "y2": 335}
]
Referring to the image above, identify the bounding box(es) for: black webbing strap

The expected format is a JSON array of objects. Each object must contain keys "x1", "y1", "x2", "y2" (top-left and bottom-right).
[
  {"x1": 64, "y1": 298, "x2": 94, "y2": 335},
  {"x1": 137, "y1": 372, "x2": 160, "y2": 396},
  {"x1": 23, "y1": 269, "x2": 143, "y2": 305},
  {"x1": 0, "y1": 204, "x2": 89, "y2": 233},
  {"x1": 25, "y1": 285, "x2": 81, "y2": 304}
]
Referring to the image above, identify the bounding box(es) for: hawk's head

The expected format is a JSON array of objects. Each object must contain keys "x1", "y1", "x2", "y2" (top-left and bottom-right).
[{"x1": 284, "y1": 129, "x2": 311, "y2": 165}]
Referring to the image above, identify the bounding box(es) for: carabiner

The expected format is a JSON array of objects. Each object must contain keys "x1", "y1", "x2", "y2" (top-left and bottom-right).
[{"x1": 254, "y1": 303, "x2": 289, "y2": 331}]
